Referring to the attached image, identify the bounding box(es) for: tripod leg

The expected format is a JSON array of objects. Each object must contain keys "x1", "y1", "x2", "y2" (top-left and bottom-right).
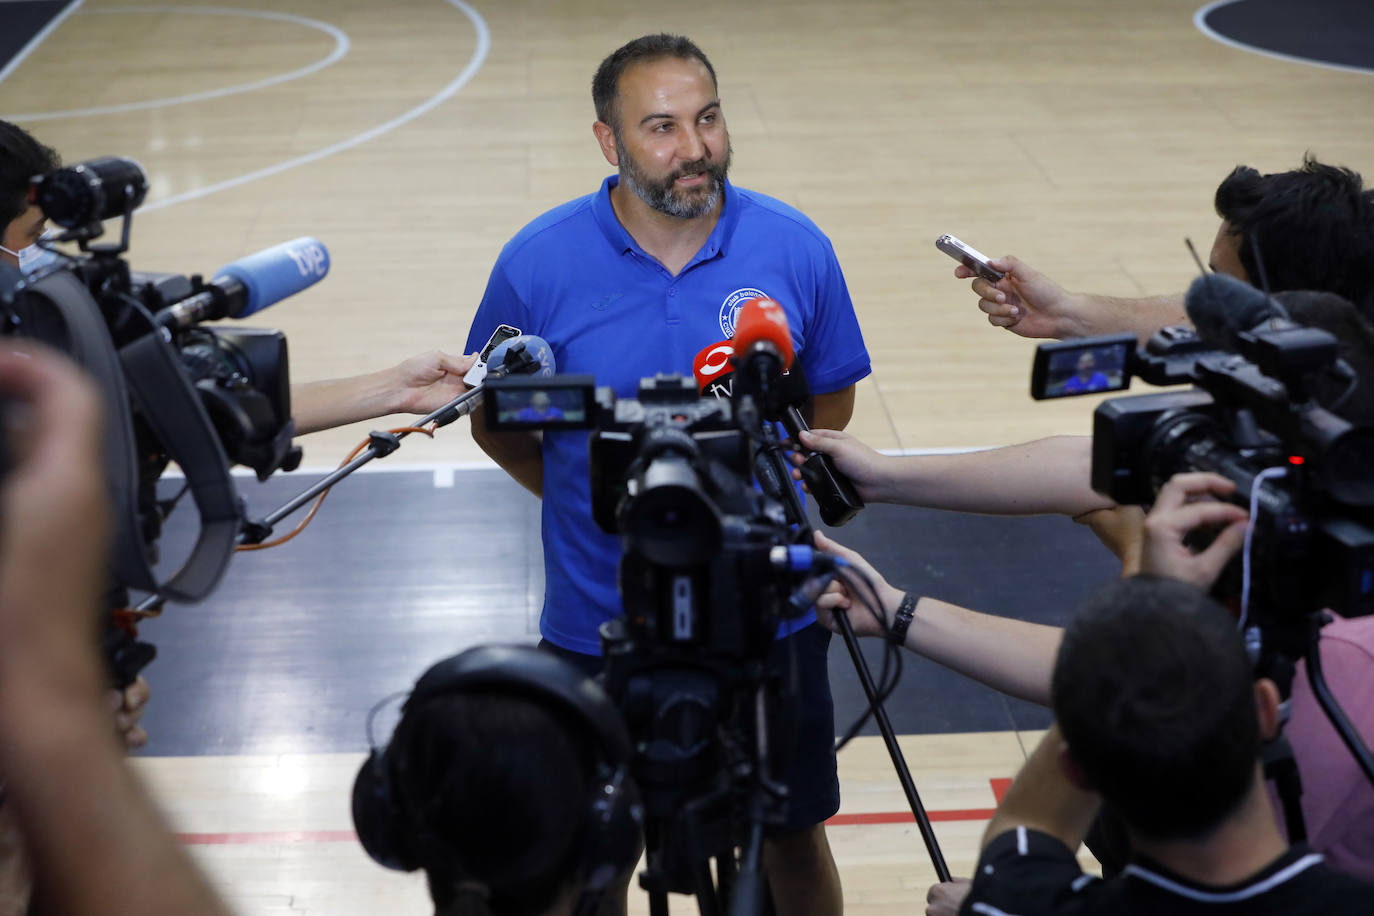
[{"x1": 834, "y1": 608, "x2": 952, "y2": 883}]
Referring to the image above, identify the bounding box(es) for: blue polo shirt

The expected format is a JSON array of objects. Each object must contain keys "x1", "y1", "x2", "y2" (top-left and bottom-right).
[{"x1": 466, "y1": 176, "x2": 871, "y2": 654}]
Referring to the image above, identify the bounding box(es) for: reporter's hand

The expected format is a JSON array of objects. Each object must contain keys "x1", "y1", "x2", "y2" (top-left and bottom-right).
[
  {"x1": 1140, "y1": 472, "x2": 1249, "y2": 590},
  {"x1": 955, "y1": 255, "x2": 1088, "y2": 339},
  {"x1": 925, "y1": 878, "x2": 970, "y2": 916},
  {"x1": 1074, "y1": 504, "x2": 1146, "y2": 575},
  {"x1": 389, "y1": 350, "x2": 477, "y2": 414},
  {"x1": 791, "y1": 429, "x2": 892, "y2": 502},
  {"x1": 107, "y1": 677, "x2": 150, "y2": 751},
  {"x1": 811, "y1": 531, "x2": 903, "y2": 639}
]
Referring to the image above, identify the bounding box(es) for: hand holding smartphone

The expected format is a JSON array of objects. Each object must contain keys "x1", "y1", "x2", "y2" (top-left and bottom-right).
[{"x1": 935, "y1": 234, "x2": 1005, "y2": 283}]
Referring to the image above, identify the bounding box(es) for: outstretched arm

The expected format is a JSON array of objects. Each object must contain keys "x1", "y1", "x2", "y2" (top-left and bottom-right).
[
  {"x1": 291, "y1": 349, "x2": 476, "y2": 435},
  {"x1": 956, "y1": 255, "x2": 1186, "y2": 343},
  {"x1": 799, "y1": 429, "x2": 1113, "y2": 519}
]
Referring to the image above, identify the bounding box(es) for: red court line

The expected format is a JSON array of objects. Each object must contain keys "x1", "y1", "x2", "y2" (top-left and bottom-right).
[{"x1": 177, "y1": 778, "x2": 1013, "y2": 845}]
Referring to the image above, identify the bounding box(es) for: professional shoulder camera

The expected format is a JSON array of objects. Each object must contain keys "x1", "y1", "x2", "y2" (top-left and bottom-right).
[{"x1": 1, "y1": 156, "x2": 315, "y2": 682}]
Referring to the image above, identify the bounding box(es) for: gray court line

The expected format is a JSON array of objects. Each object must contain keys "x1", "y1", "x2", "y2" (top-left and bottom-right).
[
  {"x1": 139, "y1": 0, "x2": 491, "y2": 213},
  {"x1": 1194, "y1": 0, "x2": 1374, "y2": 77},
  {"x1": 0, "y1": 0, "x2": 84, "y2": 87},
  {"x1": 1, "y1": 5, "x2": 351, "y2": 122}
]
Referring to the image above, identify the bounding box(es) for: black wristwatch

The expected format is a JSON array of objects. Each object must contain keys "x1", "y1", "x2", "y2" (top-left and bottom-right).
[{"x1": 889, "y1": 592, "x2": 918, "y2": 645}]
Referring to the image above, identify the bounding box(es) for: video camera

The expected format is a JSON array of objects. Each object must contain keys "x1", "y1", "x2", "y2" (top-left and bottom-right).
[
  {"x1": 1029, "y1": 274, "x2": 1374, "y2": 646},
  {"x1": 0, "y1": 156, "x2": 313, "y2": 683},
  {"x1": 486, "y1": 370, "x2": 826, "y2": 909}
]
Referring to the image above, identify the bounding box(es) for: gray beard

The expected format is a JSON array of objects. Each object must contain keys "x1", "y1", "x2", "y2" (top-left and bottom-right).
[{"x1": 616, "y1": 137, "x2": 731, "y2": 220}]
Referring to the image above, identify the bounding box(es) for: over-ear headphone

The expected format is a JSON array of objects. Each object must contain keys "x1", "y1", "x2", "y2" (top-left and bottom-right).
[{"x1": 351, "y1": 644, "x2": 643, "y2": 898}]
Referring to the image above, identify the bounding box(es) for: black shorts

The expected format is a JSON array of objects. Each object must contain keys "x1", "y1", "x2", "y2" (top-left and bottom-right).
[{"x1": 539, "y1": 622, "x2": 841, "y2": 832}]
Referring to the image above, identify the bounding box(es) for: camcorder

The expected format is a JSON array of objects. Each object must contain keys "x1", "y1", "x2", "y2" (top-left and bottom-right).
[
  {"x1": 0, "y1": 156, "x2": 311, "y2": 685},
  {"x1": 1030, "y1": 284, "x2": 1374, "y2": 659},
  {"x1": 485, "y1": 371, "x2": 828, "y2": 910}
]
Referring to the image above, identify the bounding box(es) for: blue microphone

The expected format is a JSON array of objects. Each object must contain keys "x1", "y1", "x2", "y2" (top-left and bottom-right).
[
  {"x1": 158, "y1": 237, "x2": 330, "y2": 327},
  {"x1": 486, "y1": 334, "x2": 557, "y2": 378}
]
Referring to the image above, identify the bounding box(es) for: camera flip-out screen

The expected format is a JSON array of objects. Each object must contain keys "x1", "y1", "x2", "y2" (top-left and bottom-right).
[
  {"x1": 1031, "y1": 333, "x2": 1136, "y2": 400},
  {"x1": 484, "y1": 375, "x2": 598, "y2": 431}
]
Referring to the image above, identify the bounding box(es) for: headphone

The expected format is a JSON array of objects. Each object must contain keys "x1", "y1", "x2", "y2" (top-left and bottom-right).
[{"x1": 352, "y1": 644, "x2": 643, "y2": 900}]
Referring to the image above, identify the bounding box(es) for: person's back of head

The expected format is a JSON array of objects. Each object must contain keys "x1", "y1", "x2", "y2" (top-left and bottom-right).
[
  {"x1": 1051, "y1": 576, "x2": 1261, "y2": 843},
  {"x1": 352, "y1": 646, "x2": 641, "y2": 916},
  {"x1": 1214, "y1": 155, "x2": 1374, "y2": 321},
  {"x1": 390, "y1": 691, "x2": 594, "y2": 915},
  {"x1": 0, "y1": 120, "x2": 59, "y2": 229}
]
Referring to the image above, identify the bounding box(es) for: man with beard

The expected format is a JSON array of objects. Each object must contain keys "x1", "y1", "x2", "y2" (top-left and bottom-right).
[{"x1": 466, "y1": 34, "x2": 869, "y2": 915}]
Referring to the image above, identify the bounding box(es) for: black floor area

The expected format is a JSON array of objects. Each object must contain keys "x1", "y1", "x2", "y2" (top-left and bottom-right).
[
  {"x1": 1201, "y1": 0, "x2": 1374, "y2": 70},
  {"x1": 138, "y1": 467, "x2": 1118, "y2": 756},
  {"x1": 0, "y1": 2, "x2": 67, "y2": 67}
]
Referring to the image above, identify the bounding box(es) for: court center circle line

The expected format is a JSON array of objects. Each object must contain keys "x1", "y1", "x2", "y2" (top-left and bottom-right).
[
  {"x1": 139, "y1": 0, "x2": 490, "y2": 213},
  {"x1": 1194, "y1": 0, "x2": 1374, "y2": 77},
  {"x1": 1, "y1": 6, "x2": 351, "y2": 123},
  {"x1": 4, "y1": 6, "x2": 350, "y2": 122}
]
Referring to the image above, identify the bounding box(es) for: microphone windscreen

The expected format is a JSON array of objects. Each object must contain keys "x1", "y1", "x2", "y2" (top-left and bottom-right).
[
  {"x1": 213, "y1": 237, "x2": 330, "y2": 318},
  {"x1": 693, "y1": 340, "x2": 735, "y2": 397},
  {"x1": 1184, "y1": 272, "x2": 1288, "y2": 349},
  {"x1": 488, "y1": 334, "x2": 557, "y2": 377},
  {"x1": 732, "y1": 297, "x2": 795, "y2": 368}
]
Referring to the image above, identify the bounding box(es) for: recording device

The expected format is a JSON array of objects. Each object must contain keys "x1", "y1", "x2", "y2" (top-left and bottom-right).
[
  {"x1": 1032, "y1": 272, "x2": 1374, "y2": 629},
  {"x1": 2, "y1": 156, "x2": 309, "y2": 685},
  {"x1": 462, "y1": 322, "x2": 522, "y2": 386},
  {"x1": 936, "y1": 233, "x2": 1005, "y2": 283},
  {"x1": 484, "y1": 362, "x2": 840, "y2": 912}
]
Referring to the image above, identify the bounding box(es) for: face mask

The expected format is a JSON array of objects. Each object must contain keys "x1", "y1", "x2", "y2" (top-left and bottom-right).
[{"x1": 1, "y1": 233, "x2": 61, "y2": 276}]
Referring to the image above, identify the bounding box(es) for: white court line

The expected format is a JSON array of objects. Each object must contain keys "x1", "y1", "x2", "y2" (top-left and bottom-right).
[
  {"x1": 140, "y1": 0, "x2": 490, "y2": 213},
  {"x1": 2, "y1": 6, "x2": 351, "y2": 122},
  {"x1": 0, "y1": 0, "x2": 84, "y2": 87},
  {"x1": 1194, "y1": 0, "x2": 1374, "y2": 77}
]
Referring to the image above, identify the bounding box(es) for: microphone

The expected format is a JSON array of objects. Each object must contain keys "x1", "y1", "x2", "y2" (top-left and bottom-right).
[
  {"x1": 158, "y1": 237, "x2": 330, "y2": 328},
  {"x1": 424, "y1": 334, "x2": 556, "y2": 429},
  {"x1": 1184, "y1": 271, "x2": 1292, "y2": 350},
  {"x1": 487, "y1": 334, "x2": 557, "y2": 378},
  {"x1": 731, "y1": 297, "x2": 794, "y2": 402},
  {"x1": 715, "y1": 304, "x2": 864, "y2": 527},
  {"x1": 693, "y1": 339, "x2": 736, "y2": 400}
]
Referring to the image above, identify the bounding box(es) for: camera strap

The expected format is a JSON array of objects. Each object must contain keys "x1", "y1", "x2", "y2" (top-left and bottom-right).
[{"x1": 119, "y1": 331, "x2": 241, "y2": 602}]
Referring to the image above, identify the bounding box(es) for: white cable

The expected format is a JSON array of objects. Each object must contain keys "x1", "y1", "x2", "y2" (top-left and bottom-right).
[{"x1": 1239, "y1": 465, "x2": 1290, "y2": 631}]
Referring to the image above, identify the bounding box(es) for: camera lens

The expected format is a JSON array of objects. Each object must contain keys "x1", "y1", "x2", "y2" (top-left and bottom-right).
[{"x1": 35, "y1": 157, "x2": 149, "y2": 228}]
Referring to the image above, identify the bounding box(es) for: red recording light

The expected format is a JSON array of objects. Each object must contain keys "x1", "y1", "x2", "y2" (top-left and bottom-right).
[{"x1": 1289, "y1": 455, "x2": 1305, "y2": 466}]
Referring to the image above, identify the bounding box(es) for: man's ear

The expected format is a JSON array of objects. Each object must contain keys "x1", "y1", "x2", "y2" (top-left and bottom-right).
[
  {"x1": 1058, "y1": 741, "x2": 1095, "y2": 791},
  {"x1": 1254, "y1": 678, "x2": 1282, "y2": 741},
  {"x1": 593, "y1": 121, "x2": 618, "y2": 167}
]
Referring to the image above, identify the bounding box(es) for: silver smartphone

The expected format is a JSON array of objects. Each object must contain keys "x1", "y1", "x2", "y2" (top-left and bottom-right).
[
  {"x1": 935, "y1": 234, "x2": 1005, "y2": 283},
  {"x1": 463, "y1": 323, "x2": 523, "y2": 386}
]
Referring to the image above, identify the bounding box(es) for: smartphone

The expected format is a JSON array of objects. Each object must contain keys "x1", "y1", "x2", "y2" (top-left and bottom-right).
[
  {"x1": 463, "y1": 323, "x2": 523, "y2": 386},
  {"x1": 935, "y1": 234, "x2": 1005, "y2": 283}
]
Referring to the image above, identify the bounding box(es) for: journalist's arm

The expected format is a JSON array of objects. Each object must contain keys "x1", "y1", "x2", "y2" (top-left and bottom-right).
[{"x1": 291, "y1": 349, "x2": 476, "y2": 436}]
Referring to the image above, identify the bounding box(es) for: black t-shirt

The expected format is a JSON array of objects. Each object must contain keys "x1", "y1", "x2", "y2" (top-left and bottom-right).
[{"x1": 962, "y1": 827, "x2": 1374, "y2": 915}]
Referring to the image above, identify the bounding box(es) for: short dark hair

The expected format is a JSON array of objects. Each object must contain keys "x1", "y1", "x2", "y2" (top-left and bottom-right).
[
  {"x1": 0, "y1": 120, "x2": 59, "y2": 229},
  {"x1": 389, "y1": 691, "x2": 596, "y2": 916},
  {"x1": 1275, "y1": 289, "x2": 1374, "y2": 426},
  {"x1": 1214, "y1": 154, "x2": 1374, "y2": 321},
  {"x1": 591, "y1": 34, "x2": 718, "y2": 130},
  {"x1": 1052, "y1": 576, "x2": 1260, "y2": 841}
]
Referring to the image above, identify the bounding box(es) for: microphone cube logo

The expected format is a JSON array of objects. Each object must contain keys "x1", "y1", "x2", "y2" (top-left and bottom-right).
[
  {"x1": 719, "y1": 287, "x2": 769, "y2": 339},
  {"x1": 285, "y1": 239, "x2": 330, "y2": 279}
]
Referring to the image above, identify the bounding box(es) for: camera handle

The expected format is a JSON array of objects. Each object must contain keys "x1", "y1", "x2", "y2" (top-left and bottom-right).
[
  {"x1": 751, "y1": 421, "x2": 953, "y2": 883},
  {"x1": 1304, "y1": 611, "x2": 1374, "y2": 789}
]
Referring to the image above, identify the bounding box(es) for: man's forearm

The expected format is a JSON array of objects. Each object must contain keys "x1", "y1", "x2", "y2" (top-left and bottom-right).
[
  {"x1": 291, "y1": 371, "x2": 399, "y2": 436},
  {"x1": 810, "y1": 386, "x2": 856, "y2": 431},
  {"x1": 471, "y1": 404, "x2": 544, "y2": 497},
  {"x1": 883, "y1": 436, "x2": 1112, "y2": 518},
  {"x1": 1077, "y1": 292, "x2": 1186, "y2": 343},
  {"x1": 982, "y1": 723, "x2": 1100, "y2": 852},
  {"x1": 905, "y1": 598, "x2": 1061, "y2": 706}
]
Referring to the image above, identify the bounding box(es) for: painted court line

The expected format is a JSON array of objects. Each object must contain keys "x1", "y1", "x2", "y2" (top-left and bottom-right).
[{"x1": 176, "y1": 778, "x2": 1016, "y2": 845}]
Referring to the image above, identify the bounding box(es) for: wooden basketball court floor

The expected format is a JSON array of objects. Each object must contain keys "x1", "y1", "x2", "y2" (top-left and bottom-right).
[{"x1": 2, "y1": 0, "x2": 1373, "y2": 912}]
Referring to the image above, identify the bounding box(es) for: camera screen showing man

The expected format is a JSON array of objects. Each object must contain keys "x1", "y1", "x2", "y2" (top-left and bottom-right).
[{"x1": 510, "y1": 390, "x2": 572, "y2": 423}]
